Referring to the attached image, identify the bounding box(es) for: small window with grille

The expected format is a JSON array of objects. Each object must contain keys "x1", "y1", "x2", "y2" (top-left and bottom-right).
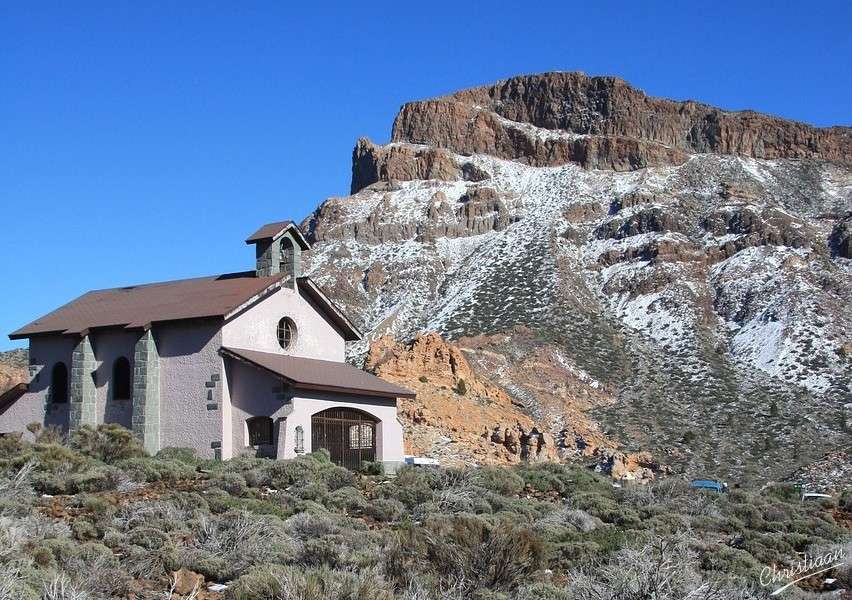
[
  {"x1": 349, "y1": 423, "x2": 374, "y2": 449},
  {"x1": 247, "y1": 416, "x2": 273, "y2": 446}
]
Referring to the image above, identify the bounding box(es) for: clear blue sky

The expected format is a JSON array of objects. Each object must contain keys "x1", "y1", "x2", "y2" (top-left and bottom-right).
[{"x1": 1, "y1": 1, "x2": 850, "y2": 350}]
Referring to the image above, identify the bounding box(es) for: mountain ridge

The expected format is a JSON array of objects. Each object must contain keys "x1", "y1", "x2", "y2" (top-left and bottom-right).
[
  {"x1": 352, "y1": 72, "x2": 852, "y2": 194},
  {"x1": 304, "y1": 72, "x2": 851, "y2": 482}
]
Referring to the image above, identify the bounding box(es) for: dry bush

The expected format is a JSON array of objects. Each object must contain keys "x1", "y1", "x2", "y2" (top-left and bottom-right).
[
  {"x1": 230, "y1": 564, "x2": 394, "y2": 600},
  {"x1": 41, "y1": 573, "x2": 91, "y2": 600},
  {"x1": 112, "y1": 499, "x2": 189, "y2": 532},
  {"x1": 534, "y1": 505, "x2": 600, "y2": 534},
  {"x1": 118, "y1": 457, "x2": 196, "y2": 483},
  {"x1": 285, "y1": 511, "x2": 339, "y2": 539},
  {"x1": 388, "y1": 514, "x2": 546, "y2": 594},
  {"x1": 179, "y1": 509, "x2": 297, "y2": 581},
  {"x1": 0, "y1": 461, "x2": 36, "y2": 505},
  {"x1": 0, "y1": 563, "x2": 36, "y2": 600},
  {"x1": 69, "y1": 424, "x2": 145, "y2": 464},
  {"x1": 565, "y1": 533, "x2": 761, "y2": 600}
]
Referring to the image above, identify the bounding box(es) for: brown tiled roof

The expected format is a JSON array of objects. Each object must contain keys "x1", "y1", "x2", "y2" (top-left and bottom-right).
[
  {"x1": 9, "y1": 272, "x2": 286, "y2": 339},
  {"x1": 245, "y1": 221, "x2": 310, "y2": 249},
  {"x1": 221, "y1": 346, "x2": 416, "y2": 399}
]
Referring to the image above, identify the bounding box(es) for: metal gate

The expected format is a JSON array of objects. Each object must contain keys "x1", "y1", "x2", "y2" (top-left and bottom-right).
[{"x1": 311, "y1": 408, "x2": 377, "y2": 470}]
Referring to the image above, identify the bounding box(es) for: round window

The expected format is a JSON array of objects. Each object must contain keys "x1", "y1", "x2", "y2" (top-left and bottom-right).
[{"x1": 277, "y1": 317, "x2": 297, "y2": 350}]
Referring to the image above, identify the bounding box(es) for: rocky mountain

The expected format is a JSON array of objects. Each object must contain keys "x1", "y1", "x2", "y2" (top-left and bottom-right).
[
  {"x1": 0, "y1": 348, "x2": 27, "y2": 395},
  {"x1": 302, "y1": 72, "x2": 852, "y2": 483}
]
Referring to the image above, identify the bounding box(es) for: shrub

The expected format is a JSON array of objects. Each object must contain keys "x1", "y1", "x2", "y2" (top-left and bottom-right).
[
  {"x1": 298, "y1": 538, "x2": 343, "y2": 567},
  {"x1": 471, "y1": 467, "x2": 525, "y2": 496},
  {"x1": 534, "y1": 507, "x2": 599, "y2": 535},
  {"x1": 118, "y1": 457, "x2": 196, "y2": 483},
  {"x1": 71, "y1": 518, "x2": 99, "y2": 540},
  {"x1": 516, "y1": 583, "x2": 572, "y2": 600},
  {"x1": 209, "y1": 472, "x2": 250, "y2": 497},
  {"x1": 229, "y1": 563, "x2": 291, "y2": 600},
  {"x1": 377, "y1": 466, "x2": 435, "y2": 508},
  {"x1": 179, "y1": 510, "x2": 296, "y2": 581},
  {"x1": 764, "y1": 483, "x2": 799, "y2": 502},
  {"x1": 32, "y1": 464, "x2": 123, "y2": 495},
  {"x1": 29, "y1": 423, "x2": 64, "y2": 445},
  {"x1": 70, "y1": 424, "x2": 145, "y2": 463},
  {"x1": 360, "y1": 461, "x2": 384, "y2": 476},
  {"x1": 517, "y1": 463, "x2": 608, "y2": 496},
  {"x1": 126, "y1": 526, "x2": 170, "y2": 550},
  {"x1": 244, "y1": 467, "x2": 271, "y2": 488},
  {"x1": 363, "y1": 498, "x2": 405, "y2": 522},
  {"x1": 262, "y1": 453, "x2": 353, "y2": 492},
  {"x1": 388, "y1": 514, "x2": 545, "y2": 593},
  {"x1": 325, "y1": 486, "x2": 368, "y2": 512},
  {"x1": 285, "y1": 511, "x2": 339, "y2": 539},
  {"x1": 155, "y1": 447, "x2": 198, "y2": 464},
  {"x1": 840, "y1": 489, "x2": 852, "y2": 511},
  {"x1": 455, "y1": 379, "x2": 467, "y2": 395},
  {"x1": 699, "y1": 543, "x2": 763, "y2": 579},
  {"x1": 38, "y1": 539, "x2": 129, "y2": 597},
  {"x1": 230, "y1": 564, "x2": 395, "y2": 600},
  {"x1": 0, "y1": 432, "x2": 24, "y2": 459}
]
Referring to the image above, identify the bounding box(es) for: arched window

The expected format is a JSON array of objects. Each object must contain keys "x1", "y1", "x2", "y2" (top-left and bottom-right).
[
  {"x1": 112, "y1": 357, "x2": 131, "y2": 400},
  {"x1": 50, "y1": 362, "x2": 68, "y2": 403},
  {"x1": 277, "y1": 317, "x2": 297, "y2": 350},
  {"x1": 247, "y1": 416, "x2": 274, "y2": 446},
  {"x1": 279, "y1": 237, "x2": 295, "y2": 279}
]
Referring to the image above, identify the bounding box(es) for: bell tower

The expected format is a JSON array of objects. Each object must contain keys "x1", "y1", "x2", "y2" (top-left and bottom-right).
[{"x1": 245, "y1": 221, "x2": 311, "y2": 286}]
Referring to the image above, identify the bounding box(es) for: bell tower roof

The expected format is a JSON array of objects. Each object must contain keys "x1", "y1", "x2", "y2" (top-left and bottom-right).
[{"x1": 245, "y1": 220, "x2": 310, "y2": 250}]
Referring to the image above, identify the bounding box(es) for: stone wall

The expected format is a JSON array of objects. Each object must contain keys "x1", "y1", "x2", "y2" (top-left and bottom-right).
[
  {"x1": 69, "y1": 335, "x2": 97, "y2": 428},
  {"x1": 132, "y1": 330, "x2": 160, "y2": 453}
]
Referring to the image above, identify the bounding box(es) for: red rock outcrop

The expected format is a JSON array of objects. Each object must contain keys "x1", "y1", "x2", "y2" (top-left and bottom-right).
[
  {"x1": 366, "y1": 333, "x2": 563, "y2": 465},
  {"x1": 390, "y1": 72, "x2": 852, "y2": 170},
  {"x1": 351, "y1": 138, "x2": 462, "y2": 194}
]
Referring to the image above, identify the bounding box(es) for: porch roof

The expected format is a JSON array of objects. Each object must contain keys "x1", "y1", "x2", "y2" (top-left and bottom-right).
[{"x1": 220, "y1": 346, "x2": 416, "y2": 399}]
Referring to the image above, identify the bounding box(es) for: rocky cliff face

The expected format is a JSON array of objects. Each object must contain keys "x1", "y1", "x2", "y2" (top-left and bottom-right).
[
  {"x1": 304, "y1": 72, "x2": 852, "y2": 482},
  {"x1": 388, "y1": 72, "x2": 852, "y2": 178}
]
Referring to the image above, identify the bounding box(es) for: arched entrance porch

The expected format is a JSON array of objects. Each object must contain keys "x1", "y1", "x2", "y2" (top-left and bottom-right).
[{"x1": 311, "y1": 407, "x2": 377, "y2": 470}]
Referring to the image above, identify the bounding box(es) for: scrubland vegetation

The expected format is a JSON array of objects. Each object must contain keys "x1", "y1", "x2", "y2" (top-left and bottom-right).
[{"x1": 0, "y1": 424, "x2": 849, "y2": 599}]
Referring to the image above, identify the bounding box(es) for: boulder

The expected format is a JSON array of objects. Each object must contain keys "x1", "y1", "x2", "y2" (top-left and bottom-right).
[{"x1": 172, "y1": 569, "x2": 204, "y2": 596}]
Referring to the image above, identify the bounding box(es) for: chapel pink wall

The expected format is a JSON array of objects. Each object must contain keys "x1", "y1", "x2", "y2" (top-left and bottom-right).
[
  {"x1": 156, "y1": 319, "x2": 224, "y2": 458},
  {"x1": 0, "y1": 336, "x2": 75, "y2": 439},
  {"x1": 225, "y1": 359, "x2": 290, "y2": 457},
  {"x1": 221, "y1": 286, "x2": 346, "y2": 361},
  {"x1": 90, "y1": 329, "x2": 138, "y2": 429}
]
